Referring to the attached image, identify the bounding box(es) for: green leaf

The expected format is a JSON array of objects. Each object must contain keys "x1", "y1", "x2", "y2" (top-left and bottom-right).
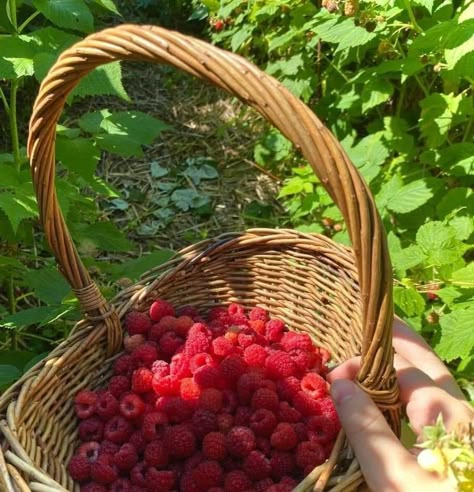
[
  {"x1": 391, "y1": 245, "x2": 426, "y2": 272},
  {"x1": 0, "y1": 365, "x2": 21, "y2": 386},
  {"x1": 449, "y1": 216, "x2": 473, "y2": 241},
  {"x1": 361, "y1": 79, "x2": 393, "y2": 112},
  {"x1": 231, "y1": 25, "x2": 253, "y2": 51},
  {"x1": 416, "y1": 221, "x2": 466, "y2": 267},
  {"x1": 412, "y1": 0, "x2": 434, "y2": 13},
  {"x1": 444, "y1": 20, "x2": 474, "y2": 73},
  {"x1": 0, "y1": 35, "x2": 37, "y2": 79},
  {"x1": 56, "y1": 137, "x2": 100, "y2": 180},
  {"x1": 393, "y1": 286, "x2": 425, "y2": 316},
  {"x1": 0, "y1": 191, "x2": 38, "y2": 233},
  {"x1": 183, "y1": 164, "x2": 218, "y2": 185},
  {"x1": 74, "y1": 222, "x2": 132, "y2": 252},
  {"x1": 385, "y1": 179, "x2": 435, "y2": 214},
  {"x1": 23, "y1": 267, "x2": 71, "y2": 304},
  {"x1": 1, "y1": 306, "x2": 72, "y2": 329},
  {"x1": 33, "y1": 0, "x2": 94, "y2": 33},
  {"x1": 436, "y1": 286, "x2": 462, "y2": 306},
  {"x1": 108, "y1": 250, "x2": 174, "y2": 280},
  {"x1": 436, "y1": 308, "x2": 474, "y2": 362},
  {"x1": 171, "y1": 189, "x2": 210, "y2": 211},
  {"x1": 436, "y1": 187, "x2": 474, "y2": 218},
  {"x1": 0, "y1": 255, "x2": 25, "y2": 271},
  {"x1": 315, "y1": 18, "x2": 376, "y2": 51},
  {"x1": 451, "y1": 263, "x2": 474, "y2": 287},
  {"x1": 150, "y1": 162, "x2": 168, "y2": 178},
  {"x1": 93, "y1": 0, "x2": 121, "y2": 15},
  {"x1": 437, "y1": 143, "x2": 474, "y2": 176}
]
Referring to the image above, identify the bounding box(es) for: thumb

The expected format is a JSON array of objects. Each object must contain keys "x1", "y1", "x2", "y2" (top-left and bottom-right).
[{"x1": 330, "y1": 379, "x2": 421, "y2": 492}]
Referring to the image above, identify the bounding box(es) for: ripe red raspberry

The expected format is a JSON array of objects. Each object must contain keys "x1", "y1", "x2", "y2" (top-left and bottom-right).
[
  {"x1": 213, "y1": 19, "x2": 224, "y2": 31},
  {"x1": 236, "y1": 372, "x2": 265, "y2": 403},
  {"x1": 293, "y1": 390, "x2": 320, "y2": 416},
  {"x1": 151, "y1": 359, "x2": 170, "y2": 377},
  {"x1": 190, "y1": 352, "x2": 215, "y2": 373},
  {"x1": 217, "y1": 413, "x2": 234, "y2": 433},
  {"x1": 156, "y1": 395, "x2": 193, "y2": 423},
  {"x1": 234, "y1": 406, "x2": 253, "y2": 426},
  {"x1": 150, "y1": 299, "x2": 175, "y2": 321},
  {"x1": 243, "y1": 344, "x2": 267, "y2": 367},
  {"x1": 265, "y1": 319, "x2": 285, "y2": 342},
  {"x1": 152, "y1": 374, "x2": 180, "y2": 396},
  {"x1": 221, "y1": 389, "x2": 238, "y2": 413},
  {"x1": 188, "y1": 322, "x2": 213, "y2": 340},
  {"x1": 146, "y1": 468, "x2": 176, "y2": 491},
  {"x1": 280, "y1": 331, "x2": 313, "y2": 351},
  {"x1": 277, "y1": 401, "x2": 302, "y2": 423},
  {"x1": 203, "y1": 432, "x2": 227, "y2": 460},
  {"x1": 113, "y1": 355, "x2": 133, "y2": 375},
  {"x1": 192, "y1": 408, "x2": 218, "y2": 438},
  {"x1": 316, "y1": 395, "x2": 340, "y2": 427},
  {"x1": 75, "y1": 390, "x2": 97, "y2": 419},
  {"x1": 301, "y1": 372, "x2": 327, "y2": 399},
  {"x1": 142, "y1": 411, "x2": 168, "y2": 441},
  {"x1": 208, "y1": 488, "x2": 225, "y2": 492},
  {"x1": 123, "y1": 334, "x2": 146, "y2": 353},
  {"x1": 184, "y1": 452, "x2": 205, "y2": 472},
  {"x1": 175, "y1": 315, "x2": 194, "y2": 336},
  {"x1": 80, "y1": 484, "x2": 108, "y2": 492},
  {"x1": 119, "y1": 393, "x2": 145, "y2": 420},
  {"x1": 79, "y1": 417, "x2": 104, "y2": 442},
  {"x1": 249, "y1": 319, "x2": 266, "y2": 335},
  {"x1": 157, "y1": 315, "x2": 178, "y2": 330},
  {"x1": 249, "y1": 307, "x2": 269, "y2": 322},
  {"x1": 130, "y1": 461, "x2": 147, "y2": 487},
  {"x1": 185, "y1": 332, "x2": 211, "y2": 356},
  {"x1": 296, "y1": 440, "x2": 326, "y2": 469},
  {"x1": 226, "y1": 426, "x2": 256, "y2": 457},
  {"x1": 249, "y1": 408, "x2": 277, "y2": 436},
  {"x1": 276, "y1": 377, "x2": 300, "y2": 401},
  {"x1": 104, "y1": 416, "x2": 132, "y2": 444},
  {"x1": 129, "y1": 431, "x2": 146, "y2": 454},
  {"x1": 131, "y1": 367, "x2": 153, "y2": 393},
  {"x1": 212, "y1": 336, "x2": 235, "y2": 358},
  {"x1": 251, "y1": 388, "x2": 279, "y2": 413},
  {"x1": 109, "y1": 478, "x2": 132, "y2": 492},
  {"x1": 255, "y1": 478, "x2": 275, "y2": 491},
  {"x1": 113, "y1": 443, "x2": 138, "y2": 471},
  {"x1": 243, "y1": 450, "x2": 271, "y2": 480},
  {"x1": 220, "y1": 355, "x2": 248, "y2": 383},
  {"x1": 149, "y1": 322, "x2": 171, "y2": 343},
  {"x1": 180, "y1": 377, "x2": 201, "y2": 401},
  {"x1": 194, "y1": 365, "x2": 223, "y2": 389},
  {"x1": 227, "y1": 303, "x2": 245, "y2": 316},
  {"x1": 288, "y1": 348, "x2": 317, "y2": 374},
  {"x1": 199, "y1": 388, "x2": 223, "y2": 412},
  {"x1": 192, "y1": 460, "x2": 224, "y2": 490},
  {"x1": 237, "y1": 330, "x2": 256, "y2": 348},
  {"x1": 270, "y1": 451, "x2": 295, "y2": 480},
  {"x1": 108, "y1": 375, "x2": 130, "y2": 399},
  {"x1": 180, "y1": 471, "x2": 201, "y2": 492},
  {"x1": 307, "y1": 415, "x2": 338, "y2": 444},
  {"x1": 131, "y1": 343, "x2": 158, "y2": 368},
  {"x1": 177, "y1": 305, "x2": 200, "y2": 319},
  {"x1": 265, "y1": 351, "x2": 297, "y2": 379},
  {"x1": 125, "y1": 311, "x2": 151, "y2": 336},
  {"x1": 315, "y1": 346, "x2": 331, "y2": 364},
  {"x1": 170, "y1": 352, "x2": 192, "y2": 379},
  {"x1": 68, "y1": 455, "x2": 90, "y2": 481},
  {"x1": 160, "y1": 331, "x2": 184, "y2": 356},
  {"x1": 144, "y1": 440, "x2": 169, "y2": 468},
  {"x1": 99, "y1": 440, "x2": 119, "y2": 456},
  {"x1": 90, "y1": 454, "x2": 118, "y2": 484},
  {"x1": 77, "y1": 441, "x2": 101, "y2": 462},
  {"x1": 164, "y1": 424, "x2": 197, "y2": 458},
  {"x1": 270, "y1": 422, "x2": 298, "y2": 450},
  {"x1": 223, "y1": 470, "x2": 252, "y2": 491},
  {"x1": 95, "y1": 392, "x2": 119, "y2": 420},
  {"x1": 256, "y1": 436, "x2": 272, "y2": 455}
]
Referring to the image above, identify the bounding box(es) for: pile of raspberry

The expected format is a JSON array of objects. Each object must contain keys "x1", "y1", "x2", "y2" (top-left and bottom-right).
[{"x1": 70, "y1": 300, "x2": 340, "y2": 492}]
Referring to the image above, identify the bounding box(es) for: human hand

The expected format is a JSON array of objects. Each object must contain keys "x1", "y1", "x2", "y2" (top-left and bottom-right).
[{"x1": 327, "y1": 317, "x2": 473, "y2": 492}]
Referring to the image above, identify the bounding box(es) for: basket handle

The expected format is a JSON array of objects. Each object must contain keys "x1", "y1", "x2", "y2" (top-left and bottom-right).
[{"x1": 28, "y1": 24, "x2": 399, "y2": 431}]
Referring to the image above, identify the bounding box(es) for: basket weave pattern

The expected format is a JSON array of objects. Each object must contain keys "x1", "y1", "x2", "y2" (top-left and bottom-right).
[{"x1": 0, "y1": 25, "x2": 400, "y2": 491}]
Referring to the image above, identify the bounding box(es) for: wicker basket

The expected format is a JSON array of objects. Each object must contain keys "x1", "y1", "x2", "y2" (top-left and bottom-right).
[{"x1": 0, "y1": 24, "x2": 400, "y2": 492}]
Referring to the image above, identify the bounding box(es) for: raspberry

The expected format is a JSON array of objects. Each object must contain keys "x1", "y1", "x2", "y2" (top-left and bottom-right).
[
  {"x1": 236, "y1": 372, "x2": 265, "y2": 403},
  {"x1": 188, "y1": 322, "x2": 213, "y2": 340},
  {"x1": 149, "y1": 322, "x2": 171, "y2": 343},
  {"x1": 194, "y1": 365, "x2": 223, "y2": 389},
  {"x1": 123, "y1": 334, "x2": 146, "y2": 353},
  {"x1": 164, "y1": 424, "x2": 196, "y2": 459},
  {"x1": 131, "y1": 344, "x2": 158, "y2": 368},
  {"x1": 301, "y1": 373, "x2": 327, "y2": 399},
  {"x1": 209, "y1": 320, "x2": 226, "y2": 337},
  {"x1": 226, "y1": 426, "x2": 256, "y2": 457},
  {"x1": 170, "y1": 352, "x2": 192, "y2": 379},
  {"x1": 180, "y1": 471, "x2": 201, "y2": 492},
  {"x1": 228, "y1": 313, "x2": 249, "y2": 327},
  {"x1": 151, "y1": 360, "x2": 170, "y2": 377},
  {"x1": 208, "y1": 307, "x2": 228, "y2": 321},
  {"x1": 220, "y1": 355, "x2": 248, "y2": 383},
  {"x1": 90, "y1": 454, "x2": 118, "y2": 484},
  {"x1": 278, "y1": 401, "x2": 302, "y2": 423},
  {"x1": 296, "y1": 440, "x2": 326, "y2": 469},
  {"x1": 79, "y1": 417, "x2": 104, "y2": 442},
  {"x1": 293, "y1": 390, "x2": 320, "y2": 416},
  {"x1": 251, "y1": 388, "x2": 279, "y2": 413},
  {"x1": 69, "y1": 455, "x2": 90, "y2": 481},
  {"x1": 249, "y1": 408, "x2": 277, "y2": 436},
  {"x1": 234, "y1": 406, "x2": 252, "y2": 426},
  {"x1": 199, "y1": 388, "x2": 223, "y2": 412},
  {"x1": 192, "y1": 408, "x2": 218, "y2": 438},
  {"x1": 146, "y1": 468, "x2": 176, "y2": 491},
  {"x1": 160, "y1": 331, "x2": 184, "y2": 356},
  {"x1": 144, "y1": 440, "x2": 169, "y2": 468},
  {"x1": 243, "y1": 344, "x2": 267, "y2": 367},
  {"x1": 221, "y1": 389, "x2": 238, "y2": 413},
  {"x1": 177, "y1": 305, "x2": 200, "y2": 319},
  {"x1": 109, "y1": 479, "x2": 132, "y2": 492},
  {"x1": 113, "y1": 355, "x2": 133, "y2": 375},
  {"x1": 249, "y1": 307, "x2": 269, "y2": 322},
  {"x1": 125, "y1": 311, "x2": 151, "y2": 336},
  {"x1": 142, "y1": 412, "x2": 168, "y2": 441},
  {"x1": 315, "y1": 346, "x2": 331, "y2": 364},
  {"x1": 276, "y1": 377, "x2": 300, "y2": 402},
  {"x1": 78, "y1": 441, "x2": 101, "y2": 462},
  {"x1": 265, "y1": 319, "x2": 285, "y2": 342},
  {"x1": 119, "y1": 393, "x2": 145, "y2": 420},
  {"x1": 80, "y1": 484, "x2": 108, "y2": 492},
  {"x1": 156, "y1": 396, "x2": 193, "y2": 423},
  {"x1": 75, "y1": 390, "x2": 97, "y2": 419},
  {"x1": 243, "y1": 450, "x2": 271, "y2": 480},
  {"x1": 130, "y1": 462, "x2": 147, "y2": 487},
  {"x1": 184, "y1": 452, "x2": 205, "y2": 472},
  {"x1": 175, "y1": 315, "x2": 194, "y2": 337},
  {"x1": 255, "y1": 478, "x2": 275, "y2": 491},
  {"x1": 280, "y1": 331, "x2": 313, "y2": 351},
  {"x1": 270, "y1": 422, "x2": 298, "y2": 450},
  {"x1": 108, "y1": 375, "x2": 130, "y2": 399},
  {"x1": 113, "y1": 443, "x2": 138, "y2": 471},
  {"x1": 203, "y1": 432, "x2": 227, "y2": 460},
  {"x1": 181, "y1": 377, "x2": 201, "y2": 401},
  {"x1": 104, "y1": 416, "x2": 132, "y2": 444},
  {"x1": 190, "y1": 352, "x2": 215, "y2": 373},
  {"x1": 237, "y1": 330, "x2": 256, "y2": 348},
  {"x1": 129, "y1": 431, "x2": 146, "y2": 454},
  {"x1": 289, "y1": 348, "x2": 317, "y2": 375},
  {"x1": 217, "y1": 413, "x2": 234, "y2": 433},
  {"x1": 99, "y1": 440, "x2": 119, "y2": 456},
  {"x1": 270, "y1": 451, "x2": 295, "y2": 480},
  {"x1": 316, "y1": 395, "x2": 340, "y2": 428},
  {"x1": 152, "y1": 374, "x2": 180, "y2": 396},
  {"x1": 157, "y1": 315, "x2": 178, "y2": 330},
  {"x1": 185, "y1": 332, "x2": 211, "y2": 356},
  {"x1": 307, "y1": 415, "x2": 338, "y2": 444},
  {"x1": 150, "y1": 299, "x2": 175, "y2": 321},
  {"x1": 223, "y1": 470, "x2": 252, "y2": 492},
  {"x1": 227, "y1": 303, "x2": 245, "y2": 316},
  {"x1": 131, "y1": 367, "x2": 153, "y2": 393},
  {"x1": 212, "y1": 337, "x2": 235, "y2": 358},
  {"x1": 95, "y1": 392, "x2": 119, "y2": 420},
  {"x1": 208, "y1": 489, "x2": 225, "y2": 492},
  {"x1": 265, "y1": 351, "x2": 297, "y2": 379},
  {"x1": 256, "y1": 436, "x2": 272, "y2": 455},
  {"x1": 249, "y1": 319, "x2": 266, "y2": 335},
  {"x1": 292, "y1": 421, "x2": 308, "y2": 443},
  {"x1": 192, "y1": 460, "x2": 224, "y2": 490}
]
